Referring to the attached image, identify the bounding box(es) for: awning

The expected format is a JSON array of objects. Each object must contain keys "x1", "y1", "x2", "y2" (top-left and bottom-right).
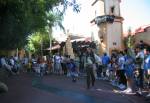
[{"x1": 46, "y1": 45, "x2": 60, "y2": 51}]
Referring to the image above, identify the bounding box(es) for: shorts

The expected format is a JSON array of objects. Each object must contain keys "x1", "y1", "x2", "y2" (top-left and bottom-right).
[
  {"x1": 125, "y1": 69, "x2": 134, "y2": 78},
  {"x1": 70, "y1": 72, "x2": 78, "y2": 77}
]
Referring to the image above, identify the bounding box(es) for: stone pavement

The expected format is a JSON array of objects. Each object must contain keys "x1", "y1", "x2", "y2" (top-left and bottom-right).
[{"x1": 0, "y1": 73, "x2": 148, "y2": 103}]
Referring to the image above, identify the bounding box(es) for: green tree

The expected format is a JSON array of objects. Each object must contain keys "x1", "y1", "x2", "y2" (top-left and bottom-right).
[
  {"x1": 25, "y1": 31, "x2": 51, "y2": 54},
  {"x1": 124, "y1": 28, "x2": 135, "y2": 49},
  {"x1": 0, "y1": 0, "x2": 80, "y2": 50}
]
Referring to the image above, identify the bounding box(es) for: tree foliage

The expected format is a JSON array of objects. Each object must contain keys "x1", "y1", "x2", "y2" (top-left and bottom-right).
[
  {"x1": 0, "y1": 0, "x2": 80, "y2": 50},
  {"x1": 25, "y1": 32, "x2": 50, "y2": 54},
  {"x1": 124, "y1": 28, "x2": 135, "y2": 49}
]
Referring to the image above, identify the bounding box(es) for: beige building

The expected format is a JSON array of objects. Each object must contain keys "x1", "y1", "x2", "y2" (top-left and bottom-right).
[
  {"x1": 91, "y1": 0, "x2": 124, "y2": 55},
  {"x1": 134, "y1": 25, "x2": 150, "y2": 46}
]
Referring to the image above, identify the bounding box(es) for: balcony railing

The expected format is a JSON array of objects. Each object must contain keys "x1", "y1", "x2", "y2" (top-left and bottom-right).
[
  {"x1": 91, "y1": 15, "x2": 124, "y2": 26},
  {"x1": 96, "y1": 15, "x2": 115, "y2": 25}
]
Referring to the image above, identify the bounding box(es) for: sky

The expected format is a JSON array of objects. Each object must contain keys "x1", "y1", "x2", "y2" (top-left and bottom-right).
[
  {"x1": 53, "y1": 0, "x2": 150, "y2": 39},
  {"x1": 121, "y1": 0, "x2": 150, "y2": 32}
]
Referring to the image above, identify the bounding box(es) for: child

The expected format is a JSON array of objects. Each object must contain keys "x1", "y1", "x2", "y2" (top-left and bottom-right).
[
  {"x1": 68, "y1": 59, "x2": 78, "y2": 82},
  {"x1": 108, "y1": 60, "x2": 118, "y2": 87}
]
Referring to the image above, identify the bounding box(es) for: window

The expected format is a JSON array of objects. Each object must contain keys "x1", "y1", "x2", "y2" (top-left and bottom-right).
[
  {"x1": 110, "y1": 6, "x2": 115, "y2": 14},
  {"x1": 113, "y1": 42, "x2": 117, "y2": 45}
]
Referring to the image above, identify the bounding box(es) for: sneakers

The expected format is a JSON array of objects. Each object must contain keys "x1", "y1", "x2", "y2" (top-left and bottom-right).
[
  {"x1": 121, "y1": 88, "x2": 132, "y2": 94},
  {"x1": 111, "y1": 80, "x2": 118, "y2": 86},
  {"x1": 72, "y1": 78, "x2": 76, "y2": 82},
  {"x1": 103, "y1": 77, "x2": 108, "y2": 80},
  {"x1": 146, "y1": 93, "x2": 150, "y2": 97},
  {"x1": 97, "y1": 77, "x2": 103, "y2": 80},
  {"x1": 136, "y1": 90, "x2": 142, "y2": 95},
  {"x1": 118, "y1": 84, "x2": 126, "y2": 90},
  {"x1": 136, "y1": 88, "x2": 143, "y2": 96}
]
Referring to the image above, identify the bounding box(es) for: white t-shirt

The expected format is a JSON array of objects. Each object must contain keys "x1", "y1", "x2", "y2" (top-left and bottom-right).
[
  {"x1": 1, "y1": 58, "x2": 7, "y2": 66},
  {"x1": 54, "y1": 55, "x2": 61, "y2": 63},
  {"x1": 10, "y1": 58, "x2": 15, "y2": 66},
  {"x1": 94, "y1": 54, "x2": 101, "y2": 64},
  {"x1": 87, "y1": 57, "x2": 93, "y2": 65},
  {"x1": 136, "y1": 51, "x2": 145, "y2": 69},
  {"x1": 118, "y1": 56, "x2": 125, "y2": 70},
  {"x1": 136, "y1": 51, "x2": 144, "y2": 59}
]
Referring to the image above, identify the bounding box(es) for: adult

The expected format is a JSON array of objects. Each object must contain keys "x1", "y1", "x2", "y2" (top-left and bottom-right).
[
  {"x1": 85, "y1": 47, "x2": 96, "y2": 89},
  {"x1": 0, "y1": 56, "x2": 12, "y2": 74},
  {"x1": 144, "y1": 48, "x2": 150, "y2": 97},
  {"x1": 101, "y1": 53, "x2": 110, "y2": 79},
  {"x1": 117, "y1": 52, "x2": 126, "y2": 89},
  {"x1": 135, "y1": 47, "x2": 145, "y2": 95},
  {"x1": 61, "y1": 55, "x2": 68, "y2": 75},
  {"x1": 53, "y1": 53, "x2": 62, "y2": 75},
  {"x1": 122, "y1": 49, "x2": 135, "y2": 93}
]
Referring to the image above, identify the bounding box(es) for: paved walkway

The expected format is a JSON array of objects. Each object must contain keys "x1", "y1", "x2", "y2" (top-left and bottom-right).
[{"x1": 0, "y1": 73, "x2": 147, "y2": 103}]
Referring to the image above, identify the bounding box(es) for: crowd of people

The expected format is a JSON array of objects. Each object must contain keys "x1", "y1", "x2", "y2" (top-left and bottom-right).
[
  {"x1": 0, "y1": 55, "x2": 21, "y2": 75},
  {"x1": 98, "y1": 47, "x2": 150, "y2": 97},
  {"x1": 0, "y1": 42, "x2": 150, "y2": 98}
]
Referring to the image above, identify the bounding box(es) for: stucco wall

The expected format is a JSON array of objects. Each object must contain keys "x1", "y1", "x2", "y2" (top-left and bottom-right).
[
  {"x1": 91, "y1": 0, "x2": 105, "y2": 20},
  {"x1": 104, "y1": 0, "x2": 120, "y2": 16},
  {"x1": 106, "y1": 22, "x2": 123, "y2": 52},
  {"x1": 134, "y1": 28, "x2": 150, "y2": 45}
]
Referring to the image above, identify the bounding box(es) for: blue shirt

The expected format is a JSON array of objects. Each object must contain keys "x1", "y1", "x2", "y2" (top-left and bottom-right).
[
  {"x1": 124, "y1": 55, "x2": 135, "y2": 71},
  {"x1": 102, "y1": 55, "x2": 110, "y2": 65},
  {"x1": 68, "y1": 62, "x2": 76, "y2": 72},
  {"x1": 145, "y1": 55, "x2": 150, "y2": 70}
]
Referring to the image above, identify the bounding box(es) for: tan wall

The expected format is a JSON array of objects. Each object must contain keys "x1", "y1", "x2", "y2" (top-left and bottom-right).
[
  {"x1": 0, "y1": 49, "x2": 26, "y2": 59},
  {"x1": 98, "y1": 23, "x2": 107, "y2": 54},
  {"x1": 91, "y1": 0, "x2": 105, "y2": 20},
  {"x1": 98, "y1": 22, "x2": 123, "y2": 55},
  {"x1": 104, "y1": 0, "x2": 120, "y2": 16},
  {"x1": 106, "y1": 22, "x2": 123, "y2": 54},
  {"x1": 98, "y1": 0, "x2": 105, "y2": 16},
  {"x1": 0, "y1": 50, "x2": 16, "y2": 56},
  {"x1": 134, "y1": 28, "x2": 150, "y2": 45},
  {"x1": 147, "y1": 27, "x2": 150, "y2": 32}
]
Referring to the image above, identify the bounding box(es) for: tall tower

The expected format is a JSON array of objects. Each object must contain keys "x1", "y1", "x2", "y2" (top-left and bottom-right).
[
  {"x1": 64, "y1": 31, "x2": 75, "y2": 59},
  {"x1": 91, "y1": 0, "x2": 124, "y2": 55}
]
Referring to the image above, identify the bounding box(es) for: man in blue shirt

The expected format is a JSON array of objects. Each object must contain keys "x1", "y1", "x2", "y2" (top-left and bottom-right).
[{"x1": 101, "y1": 53, "x2": 110, "y2": 78}]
